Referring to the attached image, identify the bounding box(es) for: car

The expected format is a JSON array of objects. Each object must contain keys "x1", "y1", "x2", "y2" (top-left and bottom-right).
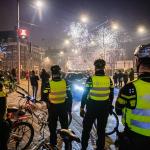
[{"x1": 65, "y1": 72, "x2": 89, "y2": 101}]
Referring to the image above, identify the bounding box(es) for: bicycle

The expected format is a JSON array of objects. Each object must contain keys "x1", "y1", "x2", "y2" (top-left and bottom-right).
[
  {"x1": 57, "y1": 129, "x2": 80, "y2": 150},
  {"x1": 92, "y1": 111, "x2": 119, "y2": 136},
  {"x1": 7, "y1": 107, "x2": 34, "y2": 150},
  {"x1": 16, "y1": 90, "x2": 72, "y2": 127},
  {"x1": 32, "y1": 123, "x2": 80, "y2": 150}
]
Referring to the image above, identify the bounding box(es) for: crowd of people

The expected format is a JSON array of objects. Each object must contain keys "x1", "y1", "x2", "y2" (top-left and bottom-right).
[
  {"x1": 113, "y1": 68, "x2": 135, "y2": 87},
  {"x1": 0, "y1": 43, "x2": 150, "y2": 150}
]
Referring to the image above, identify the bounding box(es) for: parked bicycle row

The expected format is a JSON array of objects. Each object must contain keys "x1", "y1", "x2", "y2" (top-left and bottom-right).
[{"x1": 1, "y1": 44, "x2": 150, "y2": 150}]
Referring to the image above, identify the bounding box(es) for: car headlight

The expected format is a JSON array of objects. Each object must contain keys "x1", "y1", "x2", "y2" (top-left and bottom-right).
[{"x1": 73, "y1": 84, "x2": 84, "y2": 91}]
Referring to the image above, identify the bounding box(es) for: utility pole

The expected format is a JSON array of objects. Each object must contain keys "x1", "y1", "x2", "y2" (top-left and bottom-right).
[{"x1": 17, "y1": 0, "x2": 21, "y2": 83}]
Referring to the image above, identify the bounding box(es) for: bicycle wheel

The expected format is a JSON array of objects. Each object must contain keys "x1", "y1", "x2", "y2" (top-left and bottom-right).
[
  {"x1": 68, "y1": 113, "x2": 72, "y2": 126},
  {"x1": 36, "y1": 142, "x2": 52, "y2": 150},
  {"x1": 93, "y1": 111, "x2": 119, "y2": 135},
  {"x1": 106, "y1": 111, "x2": 119, "y2": 135},
  {"x1": 8, "y1": 121, "x2": 34, "y2": 150}
]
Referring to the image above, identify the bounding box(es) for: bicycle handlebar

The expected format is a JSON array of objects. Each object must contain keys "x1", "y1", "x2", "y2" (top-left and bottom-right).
[
  {"x1": 16, "y1": 85, "x2": 29, "y2": 95},
  {"x1": 58, "y1": 129, "x2": 80, "y2": 143},
  {"x1": 16, "y1": 90, "x2": 34, "y2": 102},
  {"x1": 16, "y1": 90, "x2": 25, "y2": 97}
]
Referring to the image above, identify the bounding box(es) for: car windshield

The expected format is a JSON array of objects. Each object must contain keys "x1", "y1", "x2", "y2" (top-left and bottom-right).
[{"x1": 66, "y1": 73, "x2": 87, "y2": 81}]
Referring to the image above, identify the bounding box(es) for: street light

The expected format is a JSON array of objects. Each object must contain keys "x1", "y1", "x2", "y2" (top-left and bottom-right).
[
  {"x1": 80, "y1": 14, "x2": 89, "y2": 23},
  {"x1": 64, "y1": 39, "x2": 70, "y2": 46},
  {"x1": 111, "y1": 22, "x2": 120, "y2": 30},
  {"x1": 35, "y1": 0, "x2": 43, "y2": 9},
  {"x1": 17, "y1": 0, "x2": 44, "y2": 83},
  {"x1": 60, "y1": 51, "x2": 64, "y2": 55},
  {"x1": 17, "y1": 0, "x2": 20, "y2": 83},
  {"x1": 137, "y1": 25, "x2": 147, "y2": 35}
]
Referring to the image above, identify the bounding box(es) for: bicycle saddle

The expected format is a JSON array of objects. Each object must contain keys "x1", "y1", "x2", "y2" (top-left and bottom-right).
[
  {"x1": 7, "y1": 107, "x2": 26, "y2": 116},
  {"x1": 58, "y1": 129, "x2": 80, "y2": 143},
  {"x1": 7, "y1": 107, "x2": 19, "y2": 113}
]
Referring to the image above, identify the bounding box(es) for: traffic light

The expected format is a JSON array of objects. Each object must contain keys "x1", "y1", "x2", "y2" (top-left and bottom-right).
[{"x1": 17, "y1": 28, "x2": 30, "y2": 39}]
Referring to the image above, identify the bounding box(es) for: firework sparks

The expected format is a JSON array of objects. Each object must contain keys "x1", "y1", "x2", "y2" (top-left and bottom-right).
[
  {"x1": 66, "y1": 21, "x2": 132, "y2": 70},
  {"x1": 67, "y1": 22, "x2": 89, "y2": 49}
]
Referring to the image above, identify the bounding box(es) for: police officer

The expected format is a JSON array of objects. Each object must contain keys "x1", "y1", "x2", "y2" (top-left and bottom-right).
[
  {"x1": 0, "y1": 83, "x2": 10, "y2": 150},
  {"x1": 80, "y1": 59, "x2": 114, "y2": 150},
  {"x1": 44, "y1": 65, "x2": 72, "y2": 148},
  {"x1": 115, "y1": 44, "x2": 150, "y2": 150}
]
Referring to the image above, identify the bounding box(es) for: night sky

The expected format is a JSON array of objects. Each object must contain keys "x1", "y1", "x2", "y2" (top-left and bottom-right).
[{"x1": 0, "y1": 0, "x2": 150, "y2": 48}]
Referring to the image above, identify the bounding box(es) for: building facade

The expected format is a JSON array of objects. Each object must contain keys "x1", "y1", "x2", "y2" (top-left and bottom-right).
[{"x1": 0, "y1": 31, "x2": 45, "y2": 72}]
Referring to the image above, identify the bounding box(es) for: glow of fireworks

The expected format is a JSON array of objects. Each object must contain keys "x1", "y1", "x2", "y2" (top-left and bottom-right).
[
  {"x1": 67, "y1": 22, "x2": 89, "y2": 49},
  {"x1": 66, "y1": 21, "x2": 132, "y2": 70}
]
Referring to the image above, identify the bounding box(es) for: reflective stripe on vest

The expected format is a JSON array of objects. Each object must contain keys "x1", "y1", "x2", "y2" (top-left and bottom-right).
[
  {"x1": 49, "y1": 80, "x2": 67, "y2": 104},
  {"x1": 89, "y1": 75, "x2": 110, "y2": 101},
  {"x1": 124, "y1": 79, "x2": 150, "y2": 136},
  {"x1": 0, "y1": 91, "x2": 6, "y2": 97},
  {"x1": 132, "y1": 108, "x2": 150, "y2": 116},
  {"x1": 131, "y1": 120, "x2": 150, "y2": 129}
]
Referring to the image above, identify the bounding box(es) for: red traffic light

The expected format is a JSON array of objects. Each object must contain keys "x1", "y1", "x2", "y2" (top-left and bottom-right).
[{"x1": 17, "y1": 28, "x2": 30, "y2": 39}]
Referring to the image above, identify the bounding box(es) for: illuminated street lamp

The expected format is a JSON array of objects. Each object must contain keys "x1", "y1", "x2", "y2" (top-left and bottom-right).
[
  {"x1": 17, "y1": 0, "x2": 44, "y2": 83},
  {"x1": 60, "y1": 51, "x2": 64, "y2": 55},
  {"x1": 35, "y1": 0, "x2": 43, "y2": 9},
  {"x1": 80, "y1": 14, "x2": 89, "y2": 23},
  {"x1": 137, "y1": 25, "x2": 147, "y2": 35},
  {"x1": 64, "y1": 39, "x2": 70, "y2": 46},
  {"x1": 111, "y1": 22, "x2": 120, "y2": 30}
]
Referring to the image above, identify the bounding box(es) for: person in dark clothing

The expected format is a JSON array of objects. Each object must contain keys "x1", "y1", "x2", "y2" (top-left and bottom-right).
[
  {"x1": 129, "y1": 68, "x2": 134, "y2": 81},
  {"x1": 30, "y1": 70, "x2": 39, "y2": 100},
  {"x1": 0, "y1": 83, "x2": 11, "y2": 150},
  {"x1": 80, "y1": 59, "x2": 114, "y2": 150},
  {"x1": 118, "y1": 70, "x2": 123, "y2": 87},
  {"x1": 40, "y1": 69, "x2": 50, "y2": 101},
  {"x1": 115, "y1": 44, "x2": 150, "y2": 150},
  {"x1": 123, "y1": 71, "x2": 128, "y2": 85},
  {"x1": 11, "y1": 68, "x2": 16, "y2": 79},
  {"x1": 43, "y1": 65, "x2": 72, "y2": 149},
  {"x1": 113, "y1": 72, "x2": 118, "y2": 87}
]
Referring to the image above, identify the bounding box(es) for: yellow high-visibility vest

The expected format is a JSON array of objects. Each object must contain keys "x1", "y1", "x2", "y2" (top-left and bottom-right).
[
  {"x1": 49, "y1": 80, "x2": 67, "y2": 104},
  {"x1": 89, "y1": 75, "x2": 111, "y2": 101},
  {"x1": 123, "y1": 79, "x2": 150, "y2": 136},
  {"x1": 0, "y1": 91, "x2": 6, "y2": 97}
]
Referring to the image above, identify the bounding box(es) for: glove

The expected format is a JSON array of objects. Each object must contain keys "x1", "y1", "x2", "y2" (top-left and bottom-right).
[
  {"x1": 109, "y1": 105, "x2": 114, "y2": 115},
  {"x1": 80, "y1": 108, "x2": 85, "y2": 118}
]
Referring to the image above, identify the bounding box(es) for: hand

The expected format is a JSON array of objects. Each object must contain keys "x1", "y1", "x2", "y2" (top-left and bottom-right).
[
  {"x1": 109, "y1": 105, "x2": 114, "y2": 115},
  {"x1": 80, "y1": 108, "x2": 85, "y2": 118}
]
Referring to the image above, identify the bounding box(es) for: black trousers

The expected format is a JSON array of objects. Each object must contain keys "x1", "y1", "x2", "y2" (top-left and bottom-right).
[
  {"x1": 41, "y1": 83, "x2": 46, "y2": 101},
  {"x1": 32, "y1": 85, "x2": 38, "y2": 99},
  {"x1": 81, "y1": 100, "x2": 109, "y2": 150},
  {"x1": 118, "y1": 130, "x2": 150, "y2": 150},
  {"x1": 0, "y1": 120, "x2": 11, "y2": 150},
  {"x1": 47, "y1": 102, "x2": 68, "y2": 146}
]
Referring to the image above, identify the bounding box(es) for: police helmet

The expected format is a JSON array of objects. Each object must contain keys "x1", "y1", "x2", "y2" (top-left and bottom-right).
[
  {"x1": 51, "y1": 65, "x2": 61, "y2": 74},
  {"x1": 134, "y1": 43, "x2": 150, "y2": 67},
  {"x1": 94, "y1": 59, "x2": 106, "y2": 69}
]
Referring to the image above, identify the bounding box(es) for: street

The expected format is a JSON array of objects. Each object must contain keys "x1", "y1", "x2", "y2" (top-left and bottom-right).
[{"x1": 7, "y1": 80, "x2": 122, "y2": 150}]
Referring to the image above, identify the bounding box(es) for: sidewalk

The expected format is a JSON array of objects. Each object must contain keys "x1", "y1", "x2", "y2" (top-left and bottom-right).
[
  {"x1": 19, "y1": 79, "x2": 41, "y2": 99},
  {"x1": 7, "y1": 79, "x2": 116, "y2": 150},
  {"x1": 7, "y1": 79, "x2": 42, "y2": 108}
]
